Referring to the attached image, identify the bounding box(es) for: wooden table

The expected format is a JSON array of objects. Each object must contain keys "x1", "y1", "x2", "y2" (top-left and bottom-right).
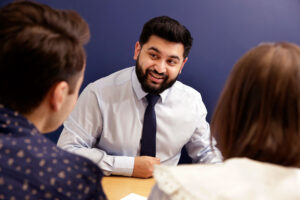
[{"x1": 102, "y1": 176, "x2": 155, "y2": 200}]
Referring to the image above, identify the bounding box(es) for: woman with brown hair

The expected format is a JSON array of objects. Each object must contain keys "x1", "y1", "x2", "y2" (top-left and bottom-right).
[
  {"x1": 149, "y1": 42, "x2": 300, "y2": 200},
  {"x1": 211, "y1": 42, "x2": 300, "y2": 166}
]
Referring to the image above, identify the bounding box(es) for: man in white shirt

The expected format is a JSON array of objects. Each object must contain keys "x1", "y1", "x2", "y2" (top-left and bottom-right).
[{"x1": 57, "y1": 16, "x2": 222, "y2": 178}]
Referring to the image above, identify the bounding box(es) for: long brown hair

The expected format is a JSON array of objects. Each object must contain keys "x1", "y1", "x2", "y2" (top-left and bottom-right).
[{"x1": 211, "y1": 42, "x2": 300, "y2": 167}]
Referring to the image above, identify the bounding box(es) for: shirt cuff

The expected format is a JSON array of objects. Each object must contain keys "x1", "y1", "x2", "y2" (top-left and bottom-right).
[{"x1": 112, "y1": 156, "x2": 135, "y2": 176}]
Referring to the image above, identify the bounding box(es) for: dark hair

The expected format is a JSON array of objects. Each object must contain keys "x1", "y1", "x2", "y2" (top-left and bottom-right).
[
  {"x1": 211, "y1": 42, "x2": 300, "y2": 168},
  {"x1": 0, "y1": 1, "x2": 90, "y2": 114},
  {"x1": 139, "y1": 16, "x2": 193, "y2": 58}
]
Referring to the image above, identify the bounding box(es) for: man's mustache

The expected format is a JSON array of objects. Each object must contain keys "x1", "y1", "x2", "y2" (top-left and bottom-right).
[{"x1": 147, "y1": 69, "x2": 167, "y2": 78}]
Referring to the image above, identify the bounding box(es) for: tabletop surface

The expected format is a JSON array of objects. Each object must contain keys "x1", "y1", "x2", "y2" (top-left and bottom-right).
[{"x1": 102, "y1": 176, "x2": 155, "y2": 200}]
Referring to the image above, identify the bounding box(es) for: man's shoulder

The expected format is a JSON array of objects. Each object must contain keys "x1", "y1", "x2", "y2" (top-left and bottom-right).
[
  {"x1": 92, "y1": 66, "x2": 134, "y2": 88},
  {"x1": 172, "y1": 81, "x2": 202, "y2": 99},
  {"x1": 78, "y1": 66, "x2": 135, "y2": 104},
  {"x1": 33, "y1": 135, "x2": 104, "y2": 182},
  {"x1": 0, "y1": 133, "x2": 104, "y2": 199},
  {"x1": 31, "y1": 134, "x2": 103, "y2": 177},
  {"x1": 0, "y1": 131, "x2": 102, "y2": 174}
]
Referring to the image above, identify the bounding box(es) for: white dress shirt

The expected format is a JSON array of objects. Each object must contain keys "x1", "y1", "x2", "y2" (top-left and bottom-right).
[
  {"x1": 148, "y1": 158, "x2": 300, "y2": 200},
  {"x1": 57, "y1": 66, "x2": 222, "y2": 176}
]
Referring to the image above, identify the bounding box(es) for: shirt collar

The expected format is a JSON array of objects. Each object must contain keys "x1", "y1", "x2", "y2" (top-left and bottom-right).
[
  {"x1": 131, "y1": 66, "x2": 170, "y2": 103},
  {"x1": 0, "y1": 105, "x2": 38, "y2": 136}
]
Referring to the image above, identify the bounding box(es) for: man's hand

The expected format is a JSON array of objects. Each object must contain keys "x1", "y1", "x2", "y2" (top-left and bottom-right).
[{"x1": 132, "y1": 156, "x2": 160, "y2": 178}]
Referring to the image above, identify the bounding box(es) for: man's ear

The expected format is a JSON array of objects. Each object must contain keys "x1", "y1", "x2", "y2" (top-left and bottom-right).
[
  {"x1": 133, "y1": 41, "x2": 141, "y2": 60},
  {"x1": 49, "y1": 81, "x2": 69, "y2": 112},
  {"x1": 179, "y1": 57, "x2": 188, "y2": 74}
]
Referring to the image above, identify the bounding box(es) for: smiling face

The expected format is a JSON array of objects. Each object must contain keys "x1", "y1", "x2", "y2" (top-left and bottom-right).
[{"x1": 134, "y1": 35, "x2": 188, "y2": 94}]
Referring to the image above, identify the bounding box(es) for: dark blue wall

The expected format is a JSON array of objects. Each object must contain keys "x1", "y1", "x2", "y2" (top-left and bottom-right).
[{"x1": 2, "y1": 0, "x2": 300, "y2": 142}]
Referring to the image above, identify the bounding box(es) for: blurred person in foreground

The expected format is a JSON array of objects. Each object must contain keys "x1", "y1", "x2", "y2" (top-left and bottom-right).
[
  {"x1": 0, "y1": 1, "x2": 106, "y2": 199},
  {"x1": 149, "y1": 42, "x2": 300, "y2": 200}
]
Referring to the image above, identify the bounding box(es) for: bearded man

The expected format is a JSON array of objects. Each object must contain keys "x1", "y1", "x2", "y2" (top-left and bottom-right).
[{"x1": 58, "y1": 16, "x2": 222, "y2": 178}]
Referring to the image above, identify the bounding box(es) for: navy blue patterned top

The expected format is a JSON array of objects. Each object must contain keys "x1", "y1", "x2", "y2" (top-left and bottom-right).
[{"x1": 0, "y1": 105, "x2": 107, "y2": 200}]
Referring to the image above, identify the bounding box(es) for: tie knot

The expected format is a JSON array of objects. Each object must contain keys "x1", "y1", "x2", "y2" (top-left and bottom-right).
[{"x1": 146, "y1": 94, "x2": 160, "y2": 106}]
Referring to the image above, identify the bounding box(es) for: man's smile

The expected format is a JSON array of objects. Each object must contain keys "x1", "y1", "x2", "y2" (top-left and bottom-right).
[{"x1": 147, "y1": 70, "x2": 166, "y2": 84}]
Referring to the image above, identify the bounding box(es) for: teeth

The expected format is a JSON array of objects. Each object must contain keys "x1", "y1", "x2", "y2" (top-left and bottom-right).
[{"x1": 150, "y1": 72, "x2": 163, "y2": 79}]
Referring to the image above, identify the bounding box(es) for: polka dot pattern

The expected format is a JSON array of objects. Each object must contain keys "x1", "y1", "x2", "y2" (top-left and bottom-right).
[{"x1": 0, "y1": 106, "x2": 106, "y2": 199}]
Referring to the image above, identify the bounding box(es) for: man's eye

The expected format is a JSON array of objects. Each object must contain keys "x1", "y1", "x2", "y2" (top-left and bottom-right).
[
  {"x1": 168, "y1": 60, "x2": 177, "y2": 65},
  {"x1": 150, "y1": 54, "x2": 158, "y2": 59}
]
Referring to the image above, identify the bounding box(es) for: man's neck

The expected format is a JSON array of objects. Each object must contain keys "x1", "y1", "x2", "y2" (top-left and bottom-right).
[{"x1": 23, "y1": 103, "x2": 50, "y2": 133}]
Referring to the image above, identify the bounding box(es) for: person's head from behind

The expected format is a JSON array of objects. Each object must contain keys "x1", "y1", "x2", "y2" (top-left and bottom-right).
[
  {"x1": 134, "y1": 16, "x2": 193, "y2": 94},
  {"x1": 211, "y1": 42, "x2": 300, "y2": 167},
  {"x1": 0, "y1": 1, "x2": 90, "y2": 133}
]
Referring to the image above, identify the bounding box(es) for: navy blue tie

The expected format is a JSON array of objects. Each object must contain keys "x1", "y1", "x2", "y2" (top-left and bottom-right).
[{"x1": 140, "y1": 94, "x2": 160, "y2": 157}]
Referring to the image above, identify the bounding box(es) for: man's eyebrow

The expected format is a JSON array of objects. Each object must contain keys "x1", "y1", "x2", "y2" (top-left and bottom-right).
[
  {"x1": 147, "y1": 47, "x2": 160, "y2": 53},
  {"x1": 148, "y1": 47, "x2": 181, "y2": 61},
  {"x1": 170, "y1": 55, "x2": 180, "y2": 61}
]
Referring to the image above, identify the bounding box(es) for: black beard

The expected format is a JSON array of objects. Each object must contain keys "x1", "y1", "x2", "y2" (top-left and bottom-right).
[{"x1": 135, "y1": 60, "x2": 178, "y2": 95}]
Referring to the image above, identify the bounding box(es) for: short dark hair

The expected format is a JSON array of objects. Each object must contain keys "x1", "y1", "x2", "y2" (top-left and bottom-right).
[
  {"x1": 0, "y1": 1, "x2": 90, "y2": 114},
  {"x1": 139, "y1": 16, "x2": 193, "y2": 58},
  {"x1": 211, "y1": 42, "x2": 300, "y2": 168}
]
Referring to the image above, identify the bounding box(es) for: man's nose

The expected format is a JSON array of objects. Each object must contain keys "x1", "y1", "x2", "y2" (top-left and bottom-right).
[{"x1": 154, "y1": 61, "x2": 167, "y2": 74}]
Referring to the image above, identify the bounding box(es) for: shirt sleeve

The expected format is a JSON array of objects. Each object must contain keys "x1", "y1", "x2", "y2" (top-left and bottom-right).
[
  {"x1": 185, "y1": 94, "x2": 223, "y2": 164},
  {"x1": 57, "y1": 83, "x2": 135, "y2": 176}
]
